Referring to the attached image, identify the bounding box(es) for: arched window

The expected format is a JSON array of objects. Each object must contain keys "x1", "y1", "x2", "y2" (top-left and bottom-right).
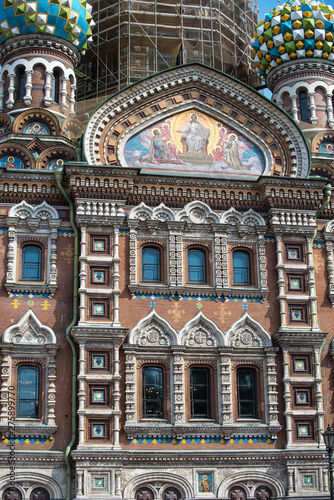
[
  {"x1": 188, "y1": 249, "x2": 206, "y2": 283},
  {"x1": 233, "y1": 251, "x2": 250, "y2": 285},
  {"x1": 190, "y1": 367, "x2": 211, "y2": 418},
  {"x1": 22, "y1": 245, "x2": 42, "y2": 281},
  {"x1": 52, "y1": 70, "x2": 60, "y2": 104},
  {"x1": 299, "y1": 91, "x2": 309, "y2": 122},
  {"x1": 162, "y1": 488, "x2": 182, "y2": 500},
  {"x1": 30, "y1": 489, "x2": 50, "y2": 500},
  {"x1": 17, "y1": 365, "x2": 40, "y2": 418},
  {"x1": 3, "y1": 488, "x2": 22, "y2": 500},
  {"x1": 228, "y1": 487, "x2": 247, "y2": 500},
  {"x1": 237, "y1": 368, "x2": 257, "y2": 419},
  {"x1": 142, "y1": 247, "x2": 161, "y2": 282},
  {"x1": 16, "y1": 67, "x2": 25, "y2": 101},
  {"x1": 142, "y1": 366, "x2": 163, "y2": 418},
  {"x1": 136, "y1": 488, "x2": 154, "y2": 500}
]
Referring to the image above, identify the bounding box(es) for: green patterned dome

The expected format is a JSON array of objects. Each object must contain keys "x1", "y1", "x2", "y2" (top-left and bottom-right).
[
  {"x1": 252, "y1": 0, "x2": 334, "y2": 76},
  {"x1": 0, "y1": 0, "x2": 95, "y2": 52}
]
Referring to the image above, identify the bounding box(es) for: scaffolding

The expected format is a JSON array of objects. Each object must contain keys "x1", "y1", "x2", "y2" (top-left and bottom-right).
[{"x1": 76, "y1": 0, "x2": 260, "y2": 110}]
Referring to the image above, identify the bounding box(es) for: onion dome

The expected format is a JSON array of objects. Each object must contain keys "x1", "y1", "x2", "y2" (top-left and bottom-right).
[
  {"x1": 0, "y1": 0, "x2": 95, "y2": 52},
  {"x1": 252, "y1": 0, "x2": 334, "y2": 76}
]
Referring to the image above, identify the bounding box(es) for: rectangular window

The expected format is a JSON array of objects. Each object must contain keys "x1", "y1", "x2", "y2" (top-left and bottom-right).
[
  {"x1": 17, "y1": 366, "x2": 40, "y2": 418},
  {"x1": 237, "y1": 368, "x2": 257, "y2": 419},
  {"x1": 142, "y1": 366, "x2": 164, "y2": 418},
  {"x1": 190, "y1": 367, "x2": 211, "y2": 418}
]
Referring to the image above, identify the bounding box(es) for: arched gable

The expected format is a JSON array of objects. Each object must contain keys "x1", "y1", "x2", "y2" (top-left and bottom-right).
[
  {"x1": 2, "y1": 309, "x2": 57, "y2": 345},
  {"x1": 225, "y1": 312, "x2": 272, "y2": 348},
  {"x1": 176, "y1": 201, "x2": 220, "y2": 224},
  {"x1": 127, "y1": 309, "x2": 178, "y2": 346},
  {"x1": 179, "y1": 310, "x2": 224, "y2": 347}
]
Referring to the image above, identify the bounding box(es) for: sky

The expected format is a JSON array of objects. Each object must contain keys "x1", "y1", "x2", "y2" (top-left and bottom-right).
[{"x1": 256, "y1": 0, "x2": 275, "y2": 97}]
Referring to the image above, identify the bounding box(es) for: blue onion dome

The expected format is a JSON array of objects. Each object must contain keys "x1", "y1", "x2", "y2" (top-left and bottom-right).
[
  {"x1": 252, "y1": 0, "x2": 334, "y2": 76},
  {"x1": 0, "y1": 0, "x2": 95, "y2": 52}
]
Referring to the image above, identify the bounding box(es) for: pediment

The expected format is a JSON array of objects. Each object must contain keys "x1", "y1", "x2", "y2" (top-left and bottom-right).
[
  {"x1": 83, "y1": 64, "x2": 310, "y2": 178},
  {"x1": 2, "y1": 309, "x2": 57, "y2": 345}
]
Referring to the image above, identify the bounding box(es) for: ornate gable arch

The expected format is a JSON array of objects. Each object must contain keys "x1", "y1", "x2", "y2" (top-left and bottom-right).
[
  {"x1": 127, "y1": 309, "x2": 178, "y2": 346},
  {"x1": 8, "y1": 200, "x2": 59, "y2": 220},
  {"x1": 221, "y1": 207, "x2": 265, "y2": 227},
  {"x1": 225, "y1": 312, "x2": 272, "y2": 348},
  {"x1": 123, "y1": 472, "x2": 193, "y2": 499},
  {"x1": 176, "y1": 201, "x2": 220, "y2": 224},
  {"x1": 83, "y1": 63, "x2": 310, "y2": 178},
  {"x1": 179, "y1": 310, "x2": 224, "y2": 347},
  {"x1": 2, "y1": 309, "x2": 57, "y2": 345}
]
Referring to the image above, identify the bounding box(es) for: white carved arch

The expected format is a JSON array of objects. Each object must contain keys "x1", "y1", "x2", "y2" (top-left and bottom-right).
[
  {"x1": 216, "y1": 471, "x2": 285, "y2": 498},
  {"x1": 225, "y1": 312, "x2": 272, "y2": 348},
  {"x1": 128, "y1": 309, "x2": 178, "y2": 346},
  {"x1": 123, "y1": 472, "x2": 193, "y2": 499},
  {"x1": 221, "y1": 207, "x2": 265, "y2": 226},
  {"x1": 176, "y1": 201, "x2": 220, "y2": 224},
  {"x1": 152, "y1": 203, "x2": 176, "y2": 222},
  {"x1": 128, "y1": 202, "x2": 153, "y2": 221},
  {"x1": 324, "y1": 219, "x2": 334, "y2": 235},
  {"x1": 1, "y1": 58, "x2": 75, "y2": 81},
  {"x1": 179, "y1": 310, "x2": 224, "y2": 347},
  {"x1": 8, "y1": 200, "x2": 59, "y2": 220},
  {"x1": 2, "y1": 309, "x2": 57, "y2": 345},
  {"x1": 0, "y1": 472, "x2": 63, "y2": 499}
]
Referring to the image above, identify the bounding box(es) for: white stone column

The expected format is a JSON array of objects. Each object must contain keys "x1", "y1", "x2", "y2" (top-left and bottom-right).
[
  {"x1": 23, "y1": 69, "x2": 33, "y2": 105},
  {"x1": 173, "y1": 354, "x2": 185, "y2": 425},
  {"x1": 314, "y1": 346, "x2": 324, "y2": 446},
  {"x1": 309, "y1": 92, "x2": 318, "y2": 125},
  {"x1": 113, "y1": 227, "x2": 121, "y2": 326},
  {"x1": 306, "y1": 237, "x2": 317, "y2": 329},
  {"x1": 326, "y1": 92, "x2": 334, "y2": 127},
  {"x1": 287, "y1": 468, "x2": 295, "y2": 495},
  {"x1": 79, "y1": 227, "x2": 87, "y2": 323},
  {"x1": 44, "y1": 70, "x2": 52, "y2": 106},
  {"x1": 78, "y1": 343, "x2": 86, "y2": 445},
  {"x1": 220, "y1": 355, "x2": 232, "y2": 425},
  {"x1": 46, "y1": 348, "x2": 57, "y2": 426},
  {"x1": 0, "y1": 78, "x2": 5, "y2": 111},
  {"x1": 291, "y1": 94, "x2": 299, "y2": 122},
  {"x1": 282, "y1": 348, "x2": 293, "y2": 447},
  {"x1": 60, "y1": 76, "x2": 68, "y2": 113},
  {"x1": 115, "y1": 470, "x2": 122, "y2": 497},
  {"x1": 70, "y1": 81, "x2": 76, "y2": 117},
  {"x1": 6, "y1": 72, "x2": 15, "y2": 109},
  {"x1": 129, "y1": 230, "x2": 137, "y2": 285},
  {"x1": 0, "y1": 349, "x2": 11, "y2": 425},
  {"x1": 275, "y1": 236, "x2": 286, "y2": 327},
  {"x1": 76, "y1": 470, "x2": 84, "y2": 497},
  {"x1": 113, "y1": 345, "x2": 121, "y2": 449}
]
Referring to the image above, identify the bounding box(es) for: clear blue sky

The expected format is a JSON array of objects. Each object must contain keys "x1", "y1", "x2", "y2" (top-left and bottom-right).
[{"x1": 258, "y1": 0, "x2": 273, "y2": 19}]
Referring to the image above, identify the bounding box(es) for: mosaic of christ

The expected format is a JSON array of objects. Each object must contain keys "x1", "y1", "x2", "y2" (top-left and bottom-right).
[{"x1": 123, "y1": 110, "x2": 265, "y2": 176}]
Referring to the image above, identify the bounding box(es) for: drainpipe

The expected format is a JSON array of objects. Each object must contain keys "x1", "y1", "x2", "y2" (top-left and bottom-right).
[{"x1": 54, "y1": 168, "x2": 79, "y2": 500}]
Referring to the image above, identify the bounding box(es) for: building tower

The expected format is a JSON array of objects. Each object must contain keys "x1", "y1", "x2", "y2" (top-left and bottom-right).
[{"x1": 77, "y1": 0, "x2": 260, "y2": 103}]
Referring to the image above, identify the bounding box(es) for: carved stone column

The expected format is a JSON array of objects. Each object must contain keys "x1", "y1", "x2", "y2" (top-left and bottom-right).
[
  {"x1": 220, "y1": 354, "x2": 232, "y2": 425},
  {"x1": 23, "y1": 69, "x2": 33, "y2": 105},
  {"x1": 173, "y1": 354, "x2": 185, "y2": 425},
  {"x1": 129, "y1": 230, "x2": 137, "y2": 285}
]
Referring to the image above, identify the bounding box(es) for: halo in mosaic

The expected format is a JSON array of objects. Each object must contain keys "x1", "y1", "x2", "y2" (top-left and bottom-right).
[
  {"x1": 252, "y1": 0, "x2": 334, "y2": 76},
  {"x1": 0, "y1": 0, "x2": 95, "y2": 51}
]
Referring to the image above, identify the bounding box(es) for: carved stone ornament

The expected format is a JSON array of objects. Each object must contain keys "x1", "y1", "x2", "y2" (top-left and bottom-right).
[{"x1": 2, "y1": 309, "x2": 57, "y2": 345}]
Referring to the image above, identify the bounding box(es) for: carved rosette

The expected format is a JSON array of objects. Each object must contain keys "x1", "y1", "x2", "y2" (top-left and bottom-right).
[
  {"x1": 125, "y1": 354, "x2": 136, "y2": 423},
  {"x1": 221, "y1": 355, "x2": 232, "y2": 424},
  {"x1": 169, "y1": 234, "x2": 183, "y2": 286},
  {"x1": 173, "y1": 355, "x2": 185, "y2": 424},
  {"x1": 259, "y1": 235, "x2": 268, "y2": 290},
  {"x1": 129, "y1": 230, "x2": 137, "y2": 285},
  {"x1": 266, "y1": 352, "x2": 279, "y2": 427}
]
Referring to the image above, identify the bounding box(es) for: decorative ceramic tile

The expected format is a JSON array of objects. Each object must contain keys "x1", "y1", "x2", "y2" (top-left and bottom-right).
[
  {"x1": 93, "y1": 303, "x2": 105, "y2": 315},
  {"x1": 93, "y1": 270, "x2": 106, "y2": 283},
  {"x1": 92, "y1": 355, "x2": 105, "y2": 368},
  {"x1": 198, "y1": 473, "x2": 212, "y2": 493},
  {"x1": 294, "y1": 359, "x2": 306, "y2": 371},
  {"x1": 303, "y1": 475, "x2": 313, "y2": 487},
  {"x1": 288, "y1": 248, "x2": 299, "y2": 259},
  {"x1": 94, "y1": 478, "x2": 104, "y2": 488},
  {"x1": 91, "y1": 388, "x2": 106, "y2": 404},
  {"x1": 93, "y1": 239, "x2": 105, "y2": 251},
  {"x1": 92, "y1": 424, "x2": 105, "y2": 437},
  {"x1": 296, "y1": 391, "x2": 309, "y2": 404},
  {"x1": 289, "y1": 276, "x2": 303, "y2": 290},
  {"x1": 291, "y1": 308, "x2": 303, "y2": 321},
  {"x1": 298, "y1": 424, "x2": 310, "y2": 437}
]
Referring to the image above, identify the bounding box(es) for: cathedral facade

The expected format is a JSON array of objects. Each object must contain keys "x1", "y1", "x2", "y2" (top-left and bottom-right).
[{"x1": 1, "y1": 0, "x2": 334, "y2": 499}]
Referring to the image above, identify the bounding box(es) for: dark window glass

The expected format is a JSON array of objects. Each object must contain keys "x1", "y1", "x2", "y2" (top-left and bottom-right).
[
  {"x1": 190, "y1": 367, "x2": 211, "y2": 418},
  {"x1": 142, "y1": 366, "x2": 163, "y2": 418},
  {"x1": 237, "y1": 368, "x2": 257, "y2": 418},
  {"x1": 188, "y1": 249, "x2": 206, "y2": 283},
  {"x1": 17, "y1": 366, "x2": 39, "y2": 418},
  {"x1": 3, "y1": 488, "x2": 22, "y2": 500},
  {"x1": 299, "y1": 91, "x2": 309, "y2": 122},
  {"x1": 142, "y1": 247, "x2": 161, "y2": 282},
  {"x1": 52, "y1": 71, "x2": 60, "y2": 103},
  {"x1": 233, "y1": 251, "x2": 250, "y2": 285},
  {"x1": 30, "y1": 489, "x2": 50, "y2": 500},
  {"x1": 22, "y1": 245, "x2": 42, "y2": 280},
  {"x1": 135, "y1": 488, "x2": 154, "y2": 500},
  {"x1": 16, "y1": 68, "x2": 25, "y2": 101}
]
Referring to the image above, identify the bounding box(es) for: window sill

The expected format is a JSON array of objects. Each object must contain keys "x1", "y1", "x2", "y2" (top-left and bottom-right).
[
  {"x1": 124, "y1": 421, "x2": 282, "y2": 440},
  {"x1": 0, "y1": 422, "x2": 57, "y2": 439},
  {"x1": 5, "y1": 282, "x2": 58, "y2": 297},
  {"x1": 129, "y1": 284, "x2": 269, "y2": 300}
]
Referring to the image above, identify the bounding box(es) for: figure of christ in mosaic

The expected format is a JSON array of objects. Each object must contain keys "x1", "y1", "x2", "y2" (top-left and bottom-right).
[{"x1": 123, "y1": 109, "x2": 265, "y2": 177}]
